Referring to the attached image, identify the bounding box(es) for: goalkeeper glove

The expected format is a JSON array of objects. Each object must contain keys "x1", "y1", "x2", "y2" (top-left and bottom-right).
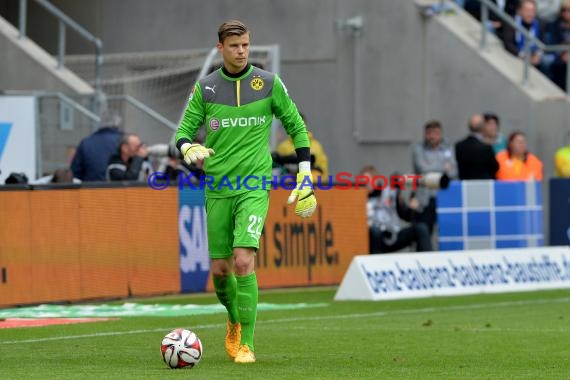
[
  {"x1": 180, "y1": 143, "x2": 215, "y2": 165},
  {"x1": 287, "y1": 170, "x2": 317, "y2": 218}
]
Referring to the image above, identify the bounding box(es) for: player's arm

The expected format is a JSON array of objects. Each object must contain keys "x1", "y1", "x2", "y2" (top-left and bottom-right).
[
  {"x1": 271, "y1": 75, "x2": 310, "y2": 150},
  {"x1": 175, "y1": 83, "x2": 214, "y2": 164},
  {"x1": 272, "y1": 75, "x2": 316, "y2": 218}
]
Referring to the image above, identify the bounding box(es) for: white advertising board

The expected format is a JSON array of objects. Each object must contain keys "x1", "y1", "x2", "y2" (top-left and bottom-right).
[
  {"x1": 0, "y1": 96, "x2": 37, "y2": 183},
  {"x1": 335, "y1": 247, "x2": 570, "y2": 301}
]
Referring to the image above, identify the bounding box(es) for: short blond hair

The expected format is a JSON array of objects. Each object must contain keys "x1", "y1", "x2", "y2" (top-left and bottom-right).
[{"x1": 218, "y1": 20, "x2": 249, "y2": 43}]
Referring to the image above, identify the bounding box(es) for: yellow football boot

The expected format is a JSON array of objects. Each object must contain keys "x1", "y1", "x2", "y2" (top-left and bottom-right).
[
  {"x1": 225, "y1": 321, "x2": 241, "y2": 359},
  {"x1": 234, "y1": 344, "x2": 256, "y2": 364}
]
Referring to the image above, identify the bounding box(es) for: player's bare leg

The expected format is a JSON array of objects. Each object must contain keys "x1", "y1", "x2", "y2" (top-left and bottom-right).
[
  {"x1": 233, "y1": 247, "x2": 257, "y2": 363},
  {"x1": 211, "y1": 257, "x2": 241, "y2": 358}
]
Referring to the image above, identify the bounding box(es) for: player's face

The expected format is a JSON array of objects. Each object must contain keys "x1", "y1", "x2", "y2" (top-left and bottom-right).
[{"x1": 217, "y1": 33, "x2": 250, "y2": 73}]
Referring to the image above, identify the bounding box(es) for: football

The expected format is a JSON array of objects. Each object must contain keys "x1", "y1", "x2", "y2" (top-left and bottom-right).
[{"x1": 160, "y1": 328, "x2": 203, "y2": 369}]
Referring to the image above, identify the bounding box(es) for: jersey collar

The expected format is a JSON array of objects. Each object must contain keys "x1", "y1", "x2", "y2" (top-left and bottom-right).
[{"x1": 220, "y1": 64, "x2": 253, "y2": 81}]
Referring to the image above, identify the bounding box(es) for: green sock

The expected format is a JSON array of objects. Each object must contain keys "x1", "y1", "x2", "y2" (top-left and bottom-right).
[
  {"x1": 213, "y1": 273, "x2": 239, "y2": 324},
  {"x1": 236, "y1": 272, "x2": 258, "y2": 351}
]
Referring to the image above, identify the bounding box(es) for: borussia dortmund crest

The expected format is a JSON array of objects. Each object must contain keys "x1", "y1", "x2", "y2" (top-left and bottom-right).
[{"x1": 250, "y1": 77, "x2": 264, "y2": 91}]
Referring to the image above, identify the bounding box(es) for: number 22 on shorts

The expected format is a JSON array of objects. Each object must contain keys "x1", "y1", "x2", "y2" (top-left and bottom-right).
[{"x1": 247, "y1": 215, "x2": 263, "y2": 241}]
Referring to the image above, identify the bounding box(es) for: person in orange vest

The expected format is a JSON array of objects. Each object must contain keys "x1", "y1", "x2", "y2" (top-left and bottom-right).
[{"x1": 496, "y1": 131, "x2": 543, "y2": 181}]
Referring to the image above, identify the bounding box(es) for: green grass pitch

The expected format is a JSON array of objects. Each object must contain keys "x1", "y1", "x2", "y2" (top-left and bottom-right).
[{"x1": 0, "y1": 287, "x2": 569, "y2": 379}]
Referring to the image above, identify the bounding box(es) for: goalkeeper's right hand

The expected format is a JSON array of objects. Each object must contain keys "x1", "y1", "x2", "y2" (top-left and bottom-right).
[
  {"x1": 287, "y1": 170, "x2": 317, "y2": 218},
  {"x1": 180, "y1": 143, "x2": 215, "y2": 165}
]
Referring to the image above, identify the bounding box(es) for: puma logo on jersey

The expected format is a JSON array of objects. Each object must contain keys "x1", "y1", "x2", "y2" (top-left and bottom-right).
[{"x1": 205, "y1": 85, "x2": 216, "y2": 94}]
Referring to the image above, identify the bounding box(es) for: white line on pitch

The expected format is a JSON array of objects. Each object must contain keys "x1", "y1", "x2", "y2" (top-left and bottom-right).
[
  {"x1": 1, "y1": 296, "x2": 569, "y2": 345},
  {"x1": 290, "y1": 325, "x2": 570, "y2": 333}
]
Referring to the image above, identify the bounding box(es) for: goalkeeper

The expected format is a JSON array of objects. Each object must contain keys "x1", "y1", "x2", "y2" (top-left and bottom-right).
[{"x1": 175, "y1": 20, "x2": 316, "y2": 364}]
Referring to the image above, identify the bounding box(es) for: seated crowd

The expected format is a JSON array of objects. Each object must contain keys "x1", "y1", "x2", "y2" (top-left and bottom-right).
[
  {"x1": 462, "y1": 0, "x2": 570, "y2": 91},
  {"x1": 365, "y1": 110, "x2": 564, "y2": 254}
]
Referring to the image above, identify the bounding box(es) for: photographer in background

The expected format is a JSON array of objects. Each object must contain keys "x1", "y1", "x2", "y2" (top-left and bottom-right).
[
  {"x1": 147, "y1": 141, "x2": 205, "y2": 184},
  {"x1": 412, "y1": 120, "x2": 457, "y2": 234},
  {"x1": 361, "y1": 165, "x2": 433, "y2": 254},
  {"x1": 106, "y1": 133, "x2": 149, "y2": 181}
]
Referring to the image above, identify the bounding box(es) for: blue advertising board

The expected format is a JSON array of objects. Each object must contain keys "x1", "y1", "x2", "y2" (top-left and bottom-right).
[
  {"x1": 549, "y1": 178, "x2": 570, "y2": 246},
  {"x1": 437, "y1": 180, "x2": 543, "y2": 251},
  {"x1": 178, "y1": 189, "x2": 210, "y2": 292}
]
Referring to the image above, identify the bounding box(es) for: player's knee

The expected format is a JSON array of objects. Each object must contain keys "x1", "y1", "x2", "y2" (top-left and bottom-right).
[
  {"x1": 211, "y1": 259, "x2": 232, "y2": 277},
  {"x1": 212, "y1": 268, "x2": 229, "y2": 278},
  {"x1": 234, "y1": 249, "x2": 255, "y2": 275}
]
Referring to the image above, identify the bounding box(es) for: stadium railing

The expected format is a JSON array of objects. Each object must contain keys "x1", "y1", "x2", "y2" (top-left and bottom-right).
[
  {"x1": 17, "y1": 0, "x2": 104, "y2": 106},
  {"x1": 431, "y1": 0, "x2": 570, "y2": 95}
]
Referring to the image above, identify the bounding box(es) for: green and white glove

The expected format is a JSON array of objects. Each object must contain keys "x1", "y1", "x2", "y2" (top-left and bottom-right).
[{"x1": 180, "y1": 143, "x2": 215, "y2": 165}]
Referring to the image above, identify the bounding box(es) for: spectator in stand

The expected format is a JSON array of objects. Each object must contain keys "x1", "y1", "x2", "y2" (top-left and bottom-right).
[
  {"x1": 106, "y1": 133, "x2": 149, "y2": 181},
  {"x1": 500, "y1": 0, "x2": 552, "y2": 76},
  {"x1": 546, "y1": 0, "x2": 570, "y2": 90},
  {"x1": 464, "y1": 0, "x2": 517, "y2": 33},
  {"x1": 554, "y1": 131, "x2": 570, "y2": 176},
  {"x1": 455, "y1": 113, "x2": 500, "y2": 180},
  {"x1": 70, "y1": 110, "x2": 123, "y2": 182},
  {"x1": 496, "y1": 131, "x2": 543, "y2": 180},
  {"x1": 482, "y1": 112, "x2": 507, "y2": 153},
  {"x1": 537, "y1": 0, "x2": 562, "y2": 23},
  {"x1": 412, "y1": 120, "x2": 457, "y2": 234},
  {"x1": 361, "y1": 165, "x2": 433, "y2": 254}
]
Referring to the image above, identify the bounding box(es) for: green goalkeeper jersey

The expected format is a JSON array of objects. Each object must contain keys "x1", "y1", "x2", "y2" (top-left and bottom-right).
[{"x1": 176, "y1": 64, "x2": 309, "y2": 198}]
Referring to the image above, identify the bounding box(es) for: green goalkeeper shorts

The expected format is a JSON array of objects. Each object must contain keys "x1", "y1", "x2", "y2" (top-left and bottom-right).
[{"x1": 205, "y1": 190, "x2": 269, "y2": 259}]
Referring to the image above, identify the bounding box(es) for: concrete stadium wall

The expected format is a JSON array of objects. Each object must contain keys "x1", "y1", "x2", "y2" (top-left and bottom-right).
[
  {"x1": 2, "y1": 0, "x2": 569, "y2": 179},
  {"x1": 0, "y1": 16, "x2": 93, "y2": 94}
]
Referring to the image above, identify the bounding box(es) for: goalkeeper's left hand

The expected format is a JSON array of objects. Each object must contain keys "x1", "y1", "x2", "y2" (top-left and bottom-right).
[
  {"x1": 180, "y1": 142, "x2": 215, "y2": 165},
  {"x1": 287, "y1": 170, "x2": 317, "y2": 218}
]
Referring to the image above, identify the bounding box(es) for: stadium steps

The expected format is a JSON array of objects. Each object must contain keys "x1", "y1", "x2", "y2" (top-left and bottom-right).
[
  {"x1": 0, "y1": 15, "x2": 93, "y2": 95},
  {"x1": 415, "y1": 0, "x2": 565, "y2": 101},
  {"x1": 415, "y1": 0, "x2": 566, "y2": 100}
]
